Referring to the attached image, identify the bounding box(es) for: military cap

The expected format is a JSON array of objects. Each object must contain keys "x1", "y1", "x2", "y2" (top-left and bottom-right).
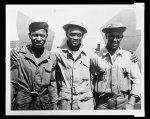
[
  {"x1": 63, "y1": 21, "x2": 87, "y2": 34},
  {"x1": 102, "y1": 22, "x2": 127, "y2": 33},
  {"x1": 29, "y1": 21, "x2": 49, "y2": 33}
]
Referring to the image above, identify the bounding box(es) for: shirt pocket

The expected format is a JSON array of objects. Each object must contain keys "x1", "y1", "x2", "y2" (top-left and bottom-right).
[
  {"x1": 79, "y1": 60, "x2": 90, "y2": 80},
  {"x1": 94, "y1": 69, "x2": 109, "y2": 93},
  {"x1": 119, "y1": 67, "x2": 131, "y2": 91},
  {"x1": 42, "y1": 66, "x2": 52, "y2": 85}
]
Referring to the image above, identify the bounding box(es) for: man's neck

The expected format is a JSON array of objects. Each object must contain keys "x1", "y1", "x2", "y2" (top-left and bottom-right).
[
  {"x1": 30, "y1": 45, "x2": 44, "y2": 58},
  {"x1": 106, "y1": 45, "x2": 119, "y2": 56},
  {"x1": 106, "y1": 45, "x2": 121, "y2": 64},
  {"x1": 67, "y1": 40, "x2": 81, "y2": 52}
]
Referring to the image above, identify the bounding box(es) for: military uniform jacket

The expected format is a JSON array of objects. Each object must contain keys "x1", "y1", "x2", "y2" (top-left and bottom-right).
[
  {"x1": 52, "y1": 42, "x2": 107, "y2": 104},
  {"x1": 11, "y1": 44, "x2": 57, "y2": 110},
  {"x1": 93, "y1": 47, "x2": 141, "y2": 102}
]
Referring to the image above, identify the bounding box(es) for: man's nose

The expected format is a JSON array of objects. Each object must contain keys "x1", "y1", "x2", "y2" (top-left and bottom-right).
[
  {"x1": 73, "y1": 35, "x2": 79, "y2": 39},
  {"x1": 36, "y1": 36, "x2": 42, "y2": 41},
  {"x1": 112, "y1": 38, "x2": 118, "y2": 42}
]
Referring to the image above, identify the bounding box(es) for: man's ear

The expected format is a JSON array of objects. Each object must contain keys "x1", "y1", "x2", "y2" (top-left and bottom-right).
[
  {"x1": 46, "y1": 33, "x2": 48, "y2": 39},
  {"x1": 66, "y1": 31, "x2": 69, "y2": 37},
  {"x1": 28, "y1": 33, "x2": 31, "y2": 39},
  {"x1": 105, "y1": 33, "x2": 108, "y2": 39}
]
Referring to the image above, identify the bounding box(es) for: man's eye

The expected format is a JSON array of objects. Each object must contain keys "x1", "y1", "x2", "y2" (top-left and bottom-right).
[
  {"x1": 69, "y1": 33, "x2": 82, "y2": 37},
  {"x1": 108, "y1": 35, "x2": 123, "y2": 39},
  {"x1": 32, "y1": 34, "x2": 38, "y2": 37},
  {"x1": 109, "y1": 35, "x2": 114, "y2": 38},
  {"x1": 77, "y1": 33, "x2": 82, "y2": 37},
  {"x1": 116, "y1": 35, "x2": 123, "y2": 39},
  {"x1": 40, "y1": 35, "x2": 46, "y2": 37},
  {"x1": 32, "y1": 34, "x2": 46, "y2": 37},
  {"x1": 69, "y1": 33, "x2": 75, "y2": 36}
]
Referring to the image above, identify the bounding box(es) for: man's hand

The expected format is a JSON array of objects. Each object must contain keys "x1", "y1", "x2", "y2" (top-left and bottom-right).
[
  {"x1": 130, "y1": 50, "x2": 138, "y2": 63},
  {"x1": 11, "y1": 47, "x2": 20, "y2": 61},
  {"x1": 126, "y1": 95, "x2": 136, "y2": 110},
  {"x1": 125, "y1": 103, "x2": 134, "y2": 110}
]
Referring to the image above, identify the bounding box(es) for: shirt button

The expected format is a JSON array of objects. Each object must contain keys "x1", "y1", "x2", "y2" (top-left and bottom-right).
[
  {"x1": 103, "y1": 79, "x2": 107, "y2": 82},
  {"x1": 35, "y1": 68, "x2": 40, "y2": 74},
  {"x1": 36, "y1": 75, "x2": 41, "y2": 81}
]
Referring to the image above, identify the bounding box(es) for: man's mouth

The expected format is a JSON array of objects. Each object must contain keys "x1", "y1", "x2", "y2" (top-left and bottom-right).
[
  {"x1": 36, "y1": 43, "x2": 42, "y2": 45},
  {"x1": 72, "y1": 40, "x2": 79, "y2": 44},
  {"x1": 112, "y1": 43, "x2": 117, "y2": 46},
  {"x1": 112, "y1": 42, "x2": 118, "y2": 46},
  {"x1": 35, "y1": 44, "x2": 43, "y2": 47},
  {"x1": 72, "y1": 41, "x2": 78, "y2": 43}
]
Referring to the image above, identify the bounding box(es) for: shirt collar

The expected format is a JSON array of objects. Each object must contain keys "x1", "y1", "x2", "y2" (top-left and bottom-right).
[
  {"x1": 101, "y1": 47, "x2": 109, "y2": 56},
  {"x1": 101, "y1": 46, "x2": 124, "y2": 57},
  {"x1": 20, "y1": 44, "x2": 51, "y2": 65},
  {"x1": 116, "y1": 47, "x2": 124, "y2": 56}
]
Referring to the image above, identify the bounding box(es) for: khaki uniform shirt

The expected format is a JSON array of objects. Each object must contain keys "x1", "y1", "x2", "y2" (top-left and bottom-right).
[
  {"x1": 11, "y1": 44, "x2": 57, "y2": 110},
  {"x1": 52, "y1": 42, "x2": 107, "y2": 109},
  {"x1": 93, "y1": 47, "x2": 141, "y2": 102}
]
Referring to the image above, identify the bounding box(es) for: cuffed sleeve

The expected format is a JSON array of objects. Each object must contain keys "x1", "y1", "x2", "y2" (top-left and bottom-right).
[
  {"x1": 11, "y1": 57, "x2": 19, "y2": 110},
  {"x1": 130, "y1": 61, "x2": 141, "y2": 102},
  {"x1": 90, "y1": 53, "x2": 108, "y2": 75},
  {"x1": 48, "y1": 57, "x2": 58, "y2": 110}
]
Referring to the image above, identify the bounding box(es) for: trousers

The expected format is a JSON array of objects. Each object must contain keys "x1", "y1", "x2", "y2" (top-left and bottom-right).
[
  {"x1": 93, "y1": 92, "x2": 129, "y2": 110},
  {"x1": 57, "y1": 97, "x2": 94, "y2": 110}
]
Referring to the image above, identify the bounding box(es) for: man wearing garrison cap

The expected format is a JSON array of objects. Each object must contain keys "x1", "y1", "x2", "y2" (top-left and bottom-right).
[
  {"x1": 93, "y1": 22, "x2": 141, "y2": 110},
  {"x1": 10, "y1": 22, "x2": 58, "y2": 110}
]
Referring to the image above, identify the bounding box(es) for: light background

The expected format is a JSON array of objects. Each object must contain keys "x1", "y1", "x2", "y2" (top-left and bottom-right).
[{"x1": 6, "y1": 4, "x2": 145, "y2": 117}]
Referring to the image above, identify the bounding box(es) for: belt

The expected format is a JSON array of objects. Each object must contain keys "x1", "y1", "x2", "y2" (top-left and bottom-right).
[
  {"x1": 59, "y1": 87, "x2": 93, "y2": 101},
  {"x1": 97, "y1": 91, "x2": 130, "y2": 98},
  {"x1": 17, "y1": 87, "x2": 48, "y2": 103},
  {"x1": 60, "y1": 86, "x2": 92, "y2": 94}
]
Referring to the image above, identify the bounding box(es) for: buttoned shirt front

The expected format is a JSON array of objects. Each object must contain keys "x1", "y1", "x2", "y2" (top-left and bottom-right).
[
  {"x1": 52, "y1": 41, "x2": 107, "y2": 103},
  {"x1": 94, "y1": 47, "x2": 141, "y2": 102},
  {"x1": 11, "y1": 44, "x2": 57, "y2": 110}
]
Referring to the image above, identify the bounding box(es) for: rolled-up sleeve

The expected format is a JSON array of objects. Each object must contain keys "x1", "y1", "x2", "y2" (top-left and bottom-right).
[
  {"x1": 130, "y1": 61, "x2": 141, "y2": 102},
  {"x1": 90, "y1": 53, "x2": 108, "y2": 75},
  {"x1": 11, "y1": 58, "x2": 19, "y2": 109},
  {"x1": 48, "y1": 55, "x2": 58, "y2": 110},
  {"x1": 90, "y1": 52, "x2": 108, "y2": 92}
]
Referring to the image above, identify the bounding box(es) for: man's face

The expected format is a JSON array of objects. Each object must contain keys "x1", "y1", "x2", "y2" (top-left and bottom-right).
[
  {"x1": 67, "y1": 27, "x2": 83, "y2": 47},
  {"x1": 29, "y1": 29, "x2": 48, "y2": 49},
  {"x1": 106, "y1": 30, "x2": 123, "y2": 50}
]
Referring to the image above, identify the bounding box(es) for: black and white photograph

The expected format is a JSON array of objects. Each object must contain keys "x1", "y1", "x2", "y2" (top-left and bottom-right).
[{"x1": 6, "y1": 4, "x2": 144, "y2": 116}]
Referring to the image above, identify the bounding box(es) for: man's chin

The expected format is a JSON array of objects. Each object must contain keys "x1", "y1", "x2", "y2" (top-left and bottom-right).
[
  {"x1": 72, "y1": 43, "x2": 80, "y2": 47},
  {"x1": 111, "y1": 46, "x2": 118, "y2": 50},
  {"x1": 35, "y1": 45, "x2": 44, "y2": 49}
]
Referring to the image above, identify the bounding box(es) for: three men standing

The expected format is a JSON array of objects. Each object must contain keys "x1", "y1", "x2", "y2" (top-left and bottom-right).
[{"x1": 11, "y1": 21, "x2": 141, "y2": 110}]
